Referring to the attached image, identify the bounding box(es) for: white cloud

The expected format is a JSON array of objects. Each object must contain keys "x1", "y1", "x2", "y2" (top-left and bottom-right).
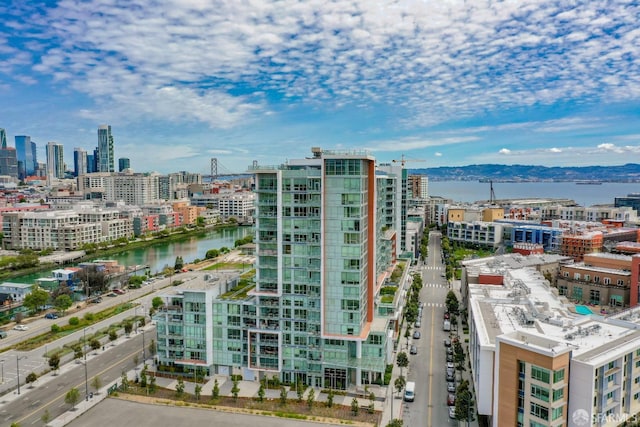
[
  {"x1": 434, "y1": 152, "x2": 442, "y2": 157},
  {"x1": 0, "y1": 0, "x2": 635, "y2": 133},
  {"x1": 499, "y1": 148, "x2": 512, "y2": 155}
]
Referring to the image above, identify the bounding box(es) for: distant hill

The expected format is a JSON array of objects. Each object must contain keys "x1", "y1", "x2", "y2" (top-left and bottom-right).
[{"x1": 409, "y1": 163, "x2": 640, "y2": 182}]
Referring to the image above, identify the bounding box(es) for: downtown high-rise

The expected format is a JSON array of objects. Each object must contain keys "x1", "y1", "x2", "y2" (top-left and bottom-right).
[
  {"x1": 15, "y1": 135, "x2": 37, "y2": 179},
  {"x1": 46, "y1": 142, "x2": 65, "y2": 180},
  {"x1": 97, "y1": 125, "x2": 114, "y2": 172}
]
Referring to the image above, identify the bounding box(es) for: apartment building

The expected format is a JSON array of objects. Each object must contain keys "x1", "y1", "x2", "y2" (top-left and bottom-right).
[
  {"x1": 556, "y1": 253, "x2": 640, "y2": 308},
  {"x1": 448, "y1": 221, "x2": 504, "y2": 248},
  {"x1": 463, "y1": 254, "x2": 640, "y2": 427},
  {"x1": 154, "y1": 149, "x2": 401, "y2": 389},
  {"x1": 217, "y1": 193, "x2": 255, "y2": 221},
  {"x1": 78, "y1": 172, "x2": 161, "y2": 205},
  {"x1": 1, "y1": 205, "x2": 133, "y2": 250}
]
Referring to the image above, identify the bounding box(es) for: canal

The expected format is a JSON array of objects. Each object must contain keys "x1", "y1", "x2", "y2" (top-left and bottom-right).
[{"x1": 11, "y1": 226, "x2": 253, "y2": 284}]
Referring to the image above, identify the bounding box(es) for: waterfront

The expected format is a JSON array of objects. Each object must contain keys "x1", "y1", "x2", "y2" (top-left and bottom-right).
[
  {"x1": 429, "y1": 180, "x2": 640, "y2": 206},
  {"x1": 11, "y1": 226, "x2": 253, "y2": 284}
]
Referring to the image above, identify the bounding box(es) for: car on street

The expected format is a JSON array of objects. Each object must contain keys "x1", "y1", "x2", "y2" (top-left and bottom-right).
[
  {"x1": 13, "y1": 324, "x2": 28, "y2": 331},
  {"x1": 447, "y1": 362, "x2": 455, "y2": 370},
  {"x1": 413, "y1": 331, "x2": 421, "y2": 339},
  {"x1": 446, "y1": 372, "x2": 455, "y2": 382},
  {"x1": 0, "y1": 330, "x2": 7, "y2": 338},
  {"x1": 410, "y1": 345, "x2": 418, "y2": 355},
  {"x1": 444, "y1": 312, "x2": 450, "y2": 320},
  {"x1": 447, "y1": 393, "x2": 456, "y2": 406},
  {"x1": 44, "y1": 313, "x2": 58, "y2": 319},
  {"x1": 447, "y1": 353, "x2": 454, "y2": 362},
  {"x1": 113, "y1": 289, "x2": 126, "y2": 295},
  {"x1": 414, "y1": 321, "x2": 421, "y2": 328},
  {"x1": 444, "y1": 338, "x2": 451, "y2": 347},
  {"x1": 107, "y1": 292, "x2": 118, "y2": 297},
  {"x1": 449, "y1": 406, "x2": 456, "y2": 419},
  {"x1": 447, "y1": 347, "x2": 454, "y2": 356},
  {"x1": 447, "y1": 381, "x2": 456, "y2": 393},
  {"x1": 91, "y1": 297, "x2": 103, "y2": 303}
]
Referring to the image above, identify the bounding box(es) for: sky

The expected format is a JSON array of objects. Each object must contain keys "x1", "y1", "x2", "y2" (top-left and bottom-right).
[{"x1": 1, "y1": 0, "x2": 639, "y2": 175}]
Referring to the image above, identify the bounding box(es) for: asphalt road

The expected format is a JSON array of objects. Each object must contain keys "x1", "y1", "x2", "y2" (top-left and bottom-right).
[
  {"x1": 1, "y1": 329, "x2": 148, "y2": 427},
  {"x1": 402, "y1": 231, "x2": 455, "y2": 427}
]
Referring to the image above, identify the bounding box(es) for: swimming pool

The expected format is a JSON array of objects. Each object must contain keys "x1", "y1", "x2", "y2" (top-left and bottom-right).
[{"x1": 575, "y1": 305, "x2": 594, "y2": 315}]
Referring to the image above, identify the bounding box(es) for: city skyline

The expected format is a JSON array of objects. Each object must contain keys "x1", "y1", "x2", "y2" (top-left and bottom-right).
[{"x1": 1, "y1": 1, "x2": 639, "y2": 174}]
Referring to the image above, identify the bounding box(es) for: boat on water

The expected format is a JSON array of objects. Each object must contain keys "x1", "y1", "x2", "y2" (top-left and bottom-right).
[{"x1": 576, "y1": 181, "x2": 603, "y2": 185}]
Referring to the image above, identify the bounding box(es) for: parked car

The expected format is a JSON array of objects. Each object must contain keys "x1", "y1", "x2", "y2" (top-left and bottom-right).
[
  {"x1": 444, "y1": 312, "x2": 450, "y2": 320},
  {"x1": 113, "y1": 289, "x2": 126, "y2": 295},
  {"x1": 449, "y1": 406, "x2": 456, "y2": 419},
  {"x1": 44, "y1": 313, "x2": 59, "y2": 319},
  {"x1": 444, "y1": 338, "x2": 451, "y2": 347},
  {"x1": 0, "y1": 330, "x2": 7, "y2": 339},
  {"x1": 447, "y1": 393, "x2": 456, "y2": 406},
  {"x1": 91, "y1": 297, "x2": 102, "y2": 303},
  {"x1": 414, "y1": 321, "x2": 421, "y2": 328},
  {"x1": 13, "y1": 324, "x2": 28, "y2": 331},
  {"x1": 447, "y1": 347, "x2": 454, "y2": 356},
  {"x1": 447, "y1": 362, "x2": 455, "y2": 370},
  {"x1": 446, "y1": 372, "x2": 455, "y2": 382},
  {"x1": 107, "y1": 292, "x2": 118, "y2": 297},
  {"x1": 447, "y1": 381, "x2": 456, "y2": 393},
  {"x1": 447, "y1": 353, "x2": 454, "y2": 362},
  {"x1": 410, "y1": 345, "x2": 418, "y2": 355},
  {"x1": 413, "y1": 331, "x2": 421, "y2": 339}
]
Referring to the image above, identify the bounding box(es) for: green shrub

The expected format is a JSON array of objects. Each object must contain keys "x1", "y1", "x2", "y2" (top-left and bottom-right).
[
  {"x1": 51, "y1": 324, "x2": 60, "y2": 333},
  {"x1": 383, "y1": 364, "x2": 393, "y2": 385},
  {"x1": 84, "y1": 313, "x2": 95, "y2": 322},
  {"x1": 230, "y1": 374, "x2": 243, "y2": 381},
  {"x1": 69, "y1": 317, "x2": 80, "y2": 326}
]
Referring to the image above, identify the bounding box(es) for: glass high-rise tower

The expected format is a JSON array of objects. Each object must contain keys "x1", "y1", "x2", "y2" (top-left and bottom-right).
[
  {"x1": 46, "y1": 142, "x2": 65, "y2": 180},
  {"x1": 15, "y1": 135, "x2": 37, "y2": 179},
  {"x1": 97, "y1": 125, "x2": 114, "y2": 172}
]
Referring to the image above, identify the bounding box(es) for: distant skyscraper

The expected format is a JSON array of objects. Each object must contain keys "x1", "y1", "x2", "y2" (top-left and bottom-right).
[
  {"x1": 74, "y1": 147, "x2": 88, "y2": 177},
  {"x1": 118, "y1": 157, "x2": 130, "y2": 172},
  {"x1": 46, "y1": 142, "x2": 65, "y2": 180},
  {"x1": 97, "y1": 125, "x2": 114, "y2": 172},
  {"x1": 0, "y1": 128, "x2": 19, "y2": 179},
  {"x1": 15, "y1": 135, "x2": 37, "y2": 179}
]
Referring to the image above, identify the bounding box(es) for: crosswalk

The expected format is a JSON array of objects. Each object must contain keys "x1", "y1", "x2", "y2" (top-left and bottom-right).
[
  {"x1": 423, "y1": 266, "x2": 444, "y2": 270},
  {"x1": 424, "y1": 283, "x2": 447, "y2": 288},
  {"x1": 423, "y1": 302, "x2": 445, "y2": 308}
]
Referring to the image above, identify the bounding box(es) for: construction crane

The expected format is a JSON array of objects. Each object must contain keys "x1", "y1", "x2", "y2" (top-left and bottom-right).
[{"x1": 391, "y1": 154, "x2": 426, "y2": 167}]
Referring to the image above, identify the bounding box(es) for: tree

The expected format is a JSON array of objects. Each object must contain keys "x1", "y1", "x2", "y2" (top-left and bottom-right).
[
  {"x1": 396, "y1": 352, "x2": 409, "y2": 375},
  {"x1": 124, "y1": 321, "x2": 133, "y2": 336},
  {"x1": 151, "y1": 296, "x2": 164, "y2": 310},
  {"x1": 41, "y1": 409, "x2": 51, "y2": 425},
  {"x1": 148, "y1": 339, "x2": 156, "y2": 357},
  {"x1": 326, "y1": 388, "x2": 334, "y2": 408},
  {"x1": 386, "y1": 420, "x2": 403, "y2": 427},
  {"x1": 121, "y1": 371, "x2": 129, "y2": 391},
  {"x1": 23, "y1": 286, "x2": 49, "y2": 312},
  {"x1": 65, "y1": 387, "x2": 80, "y2": 409},
  {"x1": 48, "y1": 353, "x2": 60, "y2": 375},
  {"x1": 231, "y1": 379, "x2": 240, "y2": 401},
  {"x1": 90, "y1": 338, "x2": 101, "y2": 352},
  {"x1": 74, "y1": 345, "x2": 84, "y2": 361},
  {"x1": 54, "y1": 294, "x2": 73, "y2": 314},
  {"x1": 194, "y1": 383, "x2": 202, "y2": 401},
  {"x1": 257, "y1": 383, "x2": 265, "y2": 402},
  {"x1": 307, "y1": 387, "x2": 315, "y2": 410},
  {"x1": 394, "y1": 376, "x2": 406, "y2": 396},
  {"x1": 109, "y1": 329, "x2": 118, "y2": 345},
  {"x1": 212, "y1": 379, "x2": 220, "y2": 400},
  {"x1": 175, "y1": 377, "x2": 185, "y2": 397},
  {"x1": 446, "y1": 290, "x2": 459, "y2": 315},
  {"x1": 351, "y1": 397, "x2": 359, "y2": 416},
  {"x1": 368, "y1": 391, "x2": 376, "y2": 414},
  {"x1": 149, "y1": 374, "x2": 157, "y2": 393},
  {"x1": 279, "y1": 386, "x2": 288, "y2": 406},
  {"x1": 296, "y1": 380, "x2": 305, "y2": 402},
  {"x1": 174, "y1": 256, "x2": 184, "y2": 271},
  {"x1": 91, "y1": 375, "x2": 103, "y2": 393},
  {"x1": 205, "y1": 249, "x2": 220, "y2": 259},
  {"x1": 26, "y1": 372, "x2": 37, "y2": 388},
  {"x1": 454, "y1": 340, "x2": 466, "y2": 371},
  {"x1": 455, "y1": 380, "x2": 475, "y2": 422}
]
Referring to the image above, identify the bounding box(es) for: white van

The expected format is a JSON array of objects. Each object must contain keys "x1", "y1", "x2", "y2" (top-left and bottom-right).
[
  {"x1": 404, "y1": 381, "x2": 416, "y2": 402},
  {"x1": 443, "y1": 319, "x2": 451, "y2": 331}
]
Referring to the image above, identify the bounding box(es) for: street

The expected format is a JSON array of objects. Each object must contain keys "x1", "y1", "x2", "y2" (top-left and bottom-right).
[{"x1": 402, "y1": 231, "x2": 455, "y2": 427}]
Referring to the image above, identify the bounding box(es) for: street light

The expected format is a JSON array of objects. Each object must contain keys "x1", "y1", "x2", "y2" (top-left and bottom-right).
[
  {"x1": 83, "y1": 327, "x2": 92, "y2": 401},
  {"x1": 16, "y1": 355, "x2": 27, "y2": 395}
]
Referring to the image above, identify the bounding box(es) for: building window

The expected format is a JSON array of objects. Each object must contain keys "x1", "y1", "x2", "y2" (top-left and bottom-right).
[
  {"x1": 563, "y1": 272, "x2": 569, "y2": 278},
  {"x1": 584, "y1": 274, "x2": 590, "y2": 281},
  {"x1": 553, "y1": 369, "x2": 565, "y2": 383},
  {"x1": 594, "y1": 276, "x2": 600, "y2": 283},
  {"x1": 606, "y1": 391, "x2": 615, "y2": 400},
  {"x1": 531, "y1": 384, "x2": 550, "y2": 402},
  {"x1": 607, "y1": 361, "x2": 616, "y2": 370},
  {"x1": 590, "y1": 290, "x2": 600, "y2": 305},
  {"x1": 530, "y1": 402, "x2": 549, "y2": 421},
  {"x1": 553, "y1": 387, "x2": 564, "y2": 401},
  {"x1": 552, "y1": 406, "x2": 564, "y2": 421},
  {"x1": 574, "y1": 273, "x2": 581, "y2": 280},
  {"x1": 558, "y1": 285, "x2": 568, "y2": 296},
  {"x1": 604, "y1": 277, "x2": 611, "y2": 285},
  {"x1": 618, "y1": 279, "x2": 625, "y2": 286},
  {"x1": 532, "y1": 366, "x2": 551, "y2": 383}
]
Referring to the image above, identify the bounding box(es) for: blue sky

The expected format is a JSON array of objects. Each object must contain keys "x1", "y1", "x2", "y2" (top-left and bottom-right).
[{"x1": 1, "y1": 0, "x2": 639, "y2": 174}]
